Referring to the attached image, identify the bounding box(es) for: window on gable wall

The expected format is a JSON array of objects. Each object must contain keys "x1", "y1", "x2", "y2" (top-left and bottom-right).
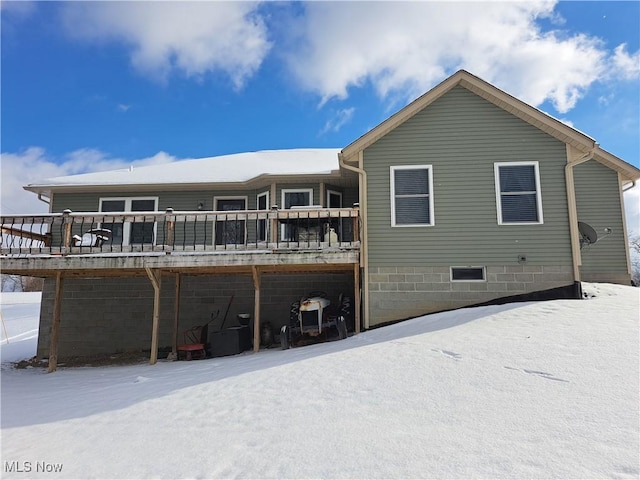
[
  {"x1": 390, "y1": 165, "x2": 434, "y2": 227},
  {"x1": 494, "y1": 162, "x2": 543, "y2": 224}
]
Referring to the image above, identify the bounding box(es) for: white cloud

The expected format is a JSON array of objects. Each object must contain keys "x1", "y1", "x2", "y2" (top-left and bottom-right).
[
  {"x1": 60, "y1": 2, "x2": 271, "y2": 88},
  {"x1": 611, "y1": 44, "x2": 640, "y2": 80},
  {"x1": 282, "y1": 1, "x2": 611, "y2": 113},
  {"x1": 320, "y1": 108, "x2": 355, "y2": 135},
  {"x1": 116, "y1": 104, "x2": 131, "y2": 112},
  {"x1": 0, "y1": 148, "x2": 177, "y2": 215},
  {"x1": 624, "y1": 183, "x2": 640, "y2": 236}
]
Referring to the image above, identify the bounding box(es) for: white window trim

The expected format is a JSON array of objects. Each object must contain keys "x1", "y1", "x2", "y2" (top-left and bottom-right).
[
  {"x1": 450, "y1": 266, "x2": 486, "y2": 282},
  {"x1": 281, "y1": 188, "x2": 314, "y2": 209},
  {"x1": 257, "y1": 191, "x2": 270, "y2": 211},
  {"x1": 99, "y1": 196, "x2": 159, "y2": 245},
  {"x1": 214, "y1": 196, "x2": 249, "y2": 211},
  {"x1": 390, "y1": 165, "x2": 435, "y2": 227},
  {"x1": 494, "y1": 161, "x2": 544, "y2": 225},
  {"x1": 213, "y1": 196, "x2": 248, "y2": 245},
  {"x1": 326, "y1": 189, "x2": 342, "y2": 208}
]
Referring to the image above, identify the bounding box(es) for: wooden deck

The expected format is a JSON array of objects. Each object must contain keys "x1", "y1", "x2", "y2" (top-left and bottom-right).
[
  {"x1": 2, "y1": 208, "x2": 362, "y2": 371},
  {"x1": 1, "y1": 207, "x2": 360, "y2": 276}
]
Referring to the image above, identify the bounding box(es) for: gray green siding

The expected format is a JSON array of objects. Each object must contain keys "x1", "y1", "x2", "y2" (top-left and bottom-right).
[
  {"x1": 363, "y1": 86, "x2": 576, "y2": 324},
  {"x1": 364, "y1": 86, "x2": 572, "y2": 267},
  {"x1": 574, "y1": 161, "x2": 630, "y2": 283}
]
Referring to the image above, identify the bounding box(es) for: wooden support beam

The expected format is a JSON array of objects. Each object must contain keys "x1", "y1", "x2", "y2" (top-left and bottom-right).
[
  {"x1": 354, "y1": 264, "x2": 361, "y2": 334},
  {"x1": 47, "y1": 272, "x2": 63, "y2": 373},
  {"x1": 172, "y1": 273, "x2": 181, "y2": 355},
  {"x1": 252, "y1": 266, "x2": 261, "y2": 353},
  {"x1": 62, "y1": 210, "x2": 72, "y2": 253},
  {"x1": 145, "y1": 267, "x2": 162, "y2": 365}
]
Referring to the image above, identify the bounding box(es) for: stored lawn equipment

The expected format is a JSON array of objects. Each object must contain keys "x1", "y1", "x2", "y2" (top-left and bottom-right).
[
  {"x1": 176, "y1": 324, "x2": 209, "y2": 361},
  {"x1": 177, "y1": 294, "x2": 234, "y2": 360},
  {"x1": 280, "y1": 291, "x2": 351, "y2": 349}
]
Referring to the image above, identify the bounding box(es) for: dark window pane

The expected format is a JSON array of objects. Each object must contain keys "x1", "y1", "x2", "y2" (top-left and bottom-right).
[
  {"x1": 499, "y1": 165, "x2": 536, "y2": 192},
  {"x1": 131, "y1": 200, "x2": 156, "y2": 212},
  {"x1": 394, "y1": 169, "x2": 429, "y2": 195},
  {"x1": 130, "y1": 200, "x2": 155, "y2": 244},
  {"x1": 328, "y1": 192, "x2": 342, "y2": 208},
  {"x1": 284, "y1": 192, "x2": 310, "y2": 208},
  {"x1": 131, "y1": 221, "x2": 154, "y2": 244},
  {"x1": 257, "y1": 194, "x2": 268, "y2": 241},
  {"x1": 501, "y1": 194, "x2": 538, "y2": 222},
  {"x1": 216, "y1": 199, "x2": 246, "y2": 245},
  {"x1": 217, "y1": 199, "x2": 245, "y2": 211},
  {"x1": 102, "y1": 223, "x2": 123, "y2": 245},
  {"x1": 101, "y1": 200, "x2": 126, "y2": 212},
  {"x1": 395, "y1": 197, "x2": 430, "y2": 225}
]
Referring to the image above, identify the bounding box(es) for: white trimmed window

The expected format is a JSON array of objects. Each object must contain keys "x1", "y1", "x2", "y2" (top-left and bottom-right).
[
  {"x1": 282, "y1": 188, "x2": 313, "y2": 209},
  {"x1": 327, "y1": 189, "x2": 342, "y2": 208},
  {"x1": 281, "y1": 188, "x2": 314, "y2": 240},
  {"x1": 494, "y1": 162, "x2": 543, "y2": 225},
  {"x1": 214, "y1": 196, "x2": 247, "y2": 245},
  {"x1": 99, "y1": 197, "x2": 158, "y2": 245},
  {"x1": 390, "y1": 165, "x2": 434, "y2": 227},
  {"x1": 257, "y1": 191, "x2": 269, "y2": 242}
]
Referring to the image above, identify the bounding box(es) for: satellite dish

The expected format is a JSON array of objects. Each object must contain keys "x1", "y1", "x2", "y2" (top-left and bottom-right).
[{"x1": 578, "y1": 222, "x2": 598, "y2": 248}]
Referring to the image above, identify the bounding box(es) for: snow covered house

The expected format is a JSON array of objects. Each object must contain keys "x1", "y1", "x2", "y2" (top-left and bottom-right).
[{"x1": 3, "y1": 70, "x2": 639, "y2": 370}]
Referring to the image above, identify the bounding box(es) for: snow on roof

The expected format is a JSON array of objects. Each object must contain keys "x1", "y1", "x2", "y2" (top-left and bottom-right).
[{"x1": 28, "y1": 149, "x2": 341, "y2": 189}]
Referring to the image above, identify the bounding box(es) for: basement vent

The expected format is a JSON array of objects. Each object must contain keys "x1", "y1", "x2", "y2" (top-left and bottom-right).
[{"x1": 451, "y1": 267, "x2": 486, "y2": 282}]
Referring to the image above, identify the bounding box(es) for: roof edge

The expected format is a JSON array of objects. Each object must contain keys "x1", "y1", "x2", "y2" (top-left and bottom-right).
[
  {"x1": 593, "y1": 147, "x2": 640, "y2": 183},
  {"x1": 24, "y1": 169, "x2": 346, "y2": 195},
  {"x1": 341, "y1": 70, "x2": 598, "y2": 161}
]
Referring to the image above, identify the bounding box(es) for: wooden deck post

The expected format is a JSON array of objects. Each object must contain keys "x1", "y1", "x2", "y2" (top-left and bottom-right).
[
  {"x1": 352, "y1": 204, "x2": 360, "y2": 243},
  {"x1": 165, "y1": 208, "x2": 175, "y2": 247},
  {"x1": 172, "y1": 272, "x2": 181, "y2": 355},
  {"x1": 354, "y1": 264, "x2": 361, "y2": 334},
  {"x1": 269, "y1": 207, "x2": 278, "y2": 245},
  {"x1": 62, "y1": 209, "x2": 72, "y2": 253},
  {"x1": 47, "y1": 272, "x2": 64, "y2": 373},
  {"x1": 145, "y1": 267, "x2": 162, "y2": 365},
  {"x1": 252, "y1": 266, "x2": 261, "y2": 353}
]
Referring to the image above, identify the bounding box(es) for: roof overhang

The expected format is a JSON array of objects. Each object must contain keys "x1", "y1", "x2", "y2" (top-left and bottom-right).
[
  {"x1": 340, "y1": 70, "x2": 639, "y2": 183},
  {"x1": 24, "y1": 169, "x2": 360, "y2": 198},
  {"x1": 23, "y1": 148, "x2": 363, "y2": 198}
]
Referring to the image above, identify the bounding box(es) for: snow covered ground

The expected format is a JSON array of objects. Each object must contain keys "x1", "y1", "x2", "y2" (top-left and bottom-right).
[{"x1": 1, "y1": 284, "x2": 638, "y2": 479}]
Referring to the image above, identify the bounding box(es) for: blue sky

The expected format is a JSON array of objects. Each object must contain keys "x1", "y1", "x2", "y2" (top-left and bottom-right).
[{"x1": 1, "y1": 1, "x2": 639, "y2": 219}]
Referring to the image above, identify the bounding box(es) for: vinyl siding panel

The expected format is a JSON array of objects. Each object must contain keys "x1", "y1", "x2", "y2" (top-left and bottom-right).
[
  {"x1": 574, "y1": 161, "x2": 630, "y2": 282},
  {"x1": 364, "y1": 86, "x2": 572, "y2": 267}
]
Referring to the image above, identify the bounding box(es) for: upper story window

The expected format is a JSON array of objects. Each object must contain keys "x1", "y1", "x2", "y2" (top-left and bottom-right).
[
  {"x1": 390, "y1": 165, "x2": 434, "y2": 227},
  {"x1": 494, "y1": 162, "x2": 543, "y2": 225},
  {"x1": 99, "y1": 197, "x2": 158, "y2": 245},
  {"x1": 214, "y1": 197, "x2": 247, "y2": 246},
  {"x1": 281, "y1": 188, "x2": 314, "y2": 241},
  {"x1": 327, "y1": 189, "x2": 342, "y2": 208},
  {"x1": 282, "y1": 188, "x2": 313, "y2": 209}
]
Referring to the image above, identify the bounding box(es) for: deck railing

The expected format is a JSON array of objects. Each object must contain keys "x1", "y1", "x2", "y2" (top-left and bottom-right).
[{"x1": 1, "y1": 207, "x2": 360, "y2": 256}]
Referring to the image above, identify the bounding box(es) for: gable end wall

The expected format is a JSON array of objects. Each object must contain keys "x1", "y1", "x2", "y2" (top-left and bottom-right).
[{"x1": 363, "y1": 85, "x2": 575, "y2": 324}]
